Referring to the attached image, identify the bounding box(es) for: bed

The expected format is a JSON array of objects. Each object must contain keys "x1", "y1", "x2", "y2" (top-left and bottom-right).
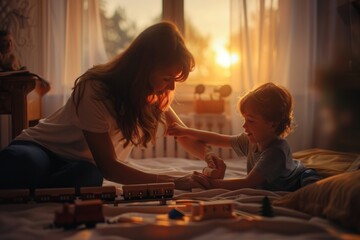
[{"x1": 0, "y1": 148, "x2": 359, "y2": 240}]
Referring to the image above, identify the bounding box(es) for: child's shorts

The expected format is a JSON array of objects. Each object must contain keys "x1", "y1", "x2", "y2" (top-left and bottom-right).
[{"x1": 300, "y1": 168, "x2": 322, "y2": 187}]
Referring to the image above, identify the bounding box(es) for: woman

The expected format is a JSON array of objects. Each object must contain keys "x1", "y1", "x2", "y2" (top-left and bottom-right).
[{"x1": 0, "y1": 22, "x2": 218, "y2": 191}]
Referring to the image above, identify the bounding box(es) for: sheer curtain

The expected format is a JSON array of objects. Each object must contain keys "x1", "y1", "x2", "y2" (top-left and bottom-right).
[
  {"x1": 41, "y1": 0, "x2": 107, "y2": 117},
  {"x1": 229, "y1": 0, "x2": 317, "y2": 151}
]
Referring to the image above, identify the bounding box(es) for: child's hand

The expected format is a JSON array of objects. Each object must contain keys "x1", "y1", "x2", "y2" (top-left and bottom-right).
[
  {"x1": 203, "y1": 152, "x2": 226, "y2": 179},
  {"x1": 167, "y1": 122, "x2": 187, "y2": 137}
]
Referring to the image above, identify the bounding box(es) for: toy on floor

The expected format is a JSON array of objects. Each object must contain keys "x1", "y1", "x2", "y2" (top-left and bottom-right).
[
  {"x1": 54, "y1": 199, "x2": 104, "y2": 229},
  {"x1": 115, "y1": 182, "x2": 175, "y2": 205},
  {"x1": 0, "y1": 182, "x2": 174, "y2": 204},
  {"x1": 173, "y1": 199, "x2": 236, "y2": 221}
]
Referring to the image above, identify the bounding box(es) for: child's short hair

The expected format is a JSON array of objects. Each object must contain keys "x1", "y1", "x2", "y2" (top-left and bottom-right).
[{"x1": 238, "y1": 82, "x2": 294, "y2": 137}]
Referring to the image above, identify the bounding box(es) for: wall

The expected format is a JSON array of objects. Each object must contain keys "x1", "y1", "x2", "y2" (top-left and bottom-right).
[
  {"x1": 0, "y1": 0, "x2": 45, "y2": 74},
  {"x1": 314, "y1": 0, "x2": 360, "y2": 153},
  {"x1": 0, "y1": 0, "x2": 44, "y2": 148}
]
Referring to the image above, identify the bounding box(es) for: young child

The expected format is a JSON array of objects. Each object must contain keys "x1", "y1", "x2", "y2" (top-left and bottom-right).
[{"x1": 168, "y1": 82, "x2": 321, "y2": 191}]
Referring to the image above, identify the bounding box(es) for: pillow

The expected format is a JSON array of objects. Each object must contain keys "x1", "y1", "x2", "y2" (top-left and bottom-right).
[
  {"x1": 293, "y1": 148, "x2": 360, "y2": 178},
  {"x1": 273, "y1": 170, "x2": 360, "y2": 232}
]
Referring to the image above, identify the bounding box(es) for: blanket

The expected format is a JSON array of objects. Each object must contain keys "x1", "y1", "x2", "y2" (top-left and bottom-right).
[{"x1": 0, "y1": 157, "x2": 358, "y2": 239}]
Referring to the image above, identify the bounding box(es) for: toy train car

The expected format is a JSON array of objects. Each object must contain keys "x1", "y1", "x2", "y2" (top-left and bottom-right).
[
  {"x1": 0, "y1": 186, "x2": 117, "y2": 204},
  {"x1": 122, "y1": 182, "x2": 175, "y2": 200},
  {"x1": 0, "y1": 183, "x2": 174, "y2": 203},
  {"x1": 54, "y1": 199, "x2": 104, "y2": 229},
  {"x1": 0, "y1": 189, "x2": 30, "y2": 204},
  {"x1": 191, "y1": 200, "x2": 235, "y2": 221},
  {"x1": 34, "y1": 188, "x2": 76, "y2": 203},
  {"x1": 79, "y1": 186, "x2": 117, "y2": 201}
]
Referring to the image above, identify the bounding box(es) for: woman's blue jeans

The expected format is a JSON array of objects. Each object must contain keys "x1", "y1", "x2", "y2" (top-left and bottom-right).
[{"x1": 0, "y1": 141, "x2": 103, "y2": 190}]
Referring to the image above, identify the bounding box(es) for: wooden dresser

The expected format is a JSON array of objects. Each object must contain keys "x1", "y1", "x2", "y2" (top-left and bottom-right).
[{"x1": 0, "y1": 72, "x2": 50, "y2": 139}]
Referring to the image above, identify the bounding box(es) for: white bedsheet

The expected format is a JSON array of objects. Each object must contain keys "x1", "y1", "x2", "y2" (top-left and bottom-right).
[{"x1": 0, "y1": 157, "x2": 358, "y2": 240}]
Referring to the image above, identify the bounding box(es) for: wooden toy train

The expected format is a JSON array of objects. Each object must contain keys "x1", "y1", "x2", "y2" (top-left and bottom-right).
[{"x1": 0, "y1": 182, "x2": 175, "y2": 204}]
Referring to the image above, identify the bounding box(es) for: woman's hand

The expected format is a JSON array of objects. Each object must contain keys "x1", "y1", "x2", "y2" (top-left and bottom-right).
[
  {"x1": 173, "y1": 172, "x2": 212, "y2": 190},
  {"x1": 191, "y1": 171, "x2": 213, "y2": 190}
]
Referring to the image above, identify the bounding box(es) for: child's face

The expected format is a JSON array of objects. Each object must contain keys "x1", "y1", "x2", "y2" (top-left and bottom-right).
[
  {"x1": 242, "y1": 108, "x2": 277, "y2": 145},
  {"x1": 149, "y1": 65, "x2": 181, "y2": 95}
]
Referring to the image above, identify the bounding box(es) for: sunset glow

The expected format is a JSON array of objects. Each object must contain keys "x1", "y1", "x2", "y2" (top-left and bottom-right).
[
  {"x1": 104, "y1": 0, "x2": 233, "y2": 84},
  {"x1": 215, "y1": 45, "x2": 239, "y2": 68}
]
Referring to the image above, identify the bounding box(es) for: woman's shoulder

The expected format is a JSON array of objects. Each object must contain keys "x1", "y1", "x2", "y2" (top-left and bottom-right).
[
  {"x1": 86, "y1": 79, "x2": 106, "y2": 89},
  {"x1": 77, "y1": 79, "x2": 107, "y2": 97}
]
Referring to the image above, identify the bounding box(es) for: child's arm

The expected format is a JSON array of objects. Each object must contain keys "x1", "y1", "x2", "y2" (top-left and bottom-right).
[
  {"x1": 193, "y1": 168, "x2": 267, "y2": 190},
  {"x1": 165, "y1": 108, "x2": 218, "y2": 159},
  {"x1": 167, "y1": 122, "x2": 233, "y2": 148},
  {"x1": 165, "y1": 109, "x2": 227, "y2": 179}
]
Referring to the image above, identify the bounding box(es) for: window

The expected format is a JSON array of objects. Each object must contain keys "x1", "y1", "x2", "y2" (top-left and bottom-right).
[
  {"x1": 101, "y1": 1, "x2": 233, "y2": 85},
  {"x1": 184, "y1": 0, "x2": 234, "y2": 86},
  {"x1": 100, "y1": 0, "x2": 162, "y2": 58}
]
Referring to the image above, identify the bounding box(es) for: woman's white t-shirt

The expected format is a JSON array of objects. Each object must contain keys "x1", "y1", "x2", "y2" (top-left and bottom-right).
[{"x1": 15, "y1": 80, "x2": 133, "y2": 165}]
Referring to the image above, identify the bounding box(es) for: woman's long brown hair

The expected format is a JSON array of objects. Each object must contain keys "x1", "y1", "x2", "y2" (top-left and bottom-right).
[{"x1": 72, "y1": 22, "x2": 195, "y2": 147}]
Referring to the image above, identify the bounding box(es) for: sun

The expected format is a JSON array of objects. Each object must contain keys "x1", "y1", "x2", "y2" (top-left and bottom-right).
[{"x1": 214, "y1": 44, "x2": 239, "y2": 68}]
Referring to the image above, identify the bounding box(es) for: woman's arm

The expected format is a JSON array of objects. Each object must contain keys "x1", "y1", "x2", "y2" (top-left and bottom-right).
[
  {"x1": 165, "y1": 108, "x2": 206, "y2": 159},
  {"x1": 83, "y1": 130, "x2": 169, "y2": 184},
  {"x1": 83, "y1": 130, "x2": 207, "y2": 189},
  {"x1": 165, "y1": 107, "x2": 229, "y2": 159}
]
